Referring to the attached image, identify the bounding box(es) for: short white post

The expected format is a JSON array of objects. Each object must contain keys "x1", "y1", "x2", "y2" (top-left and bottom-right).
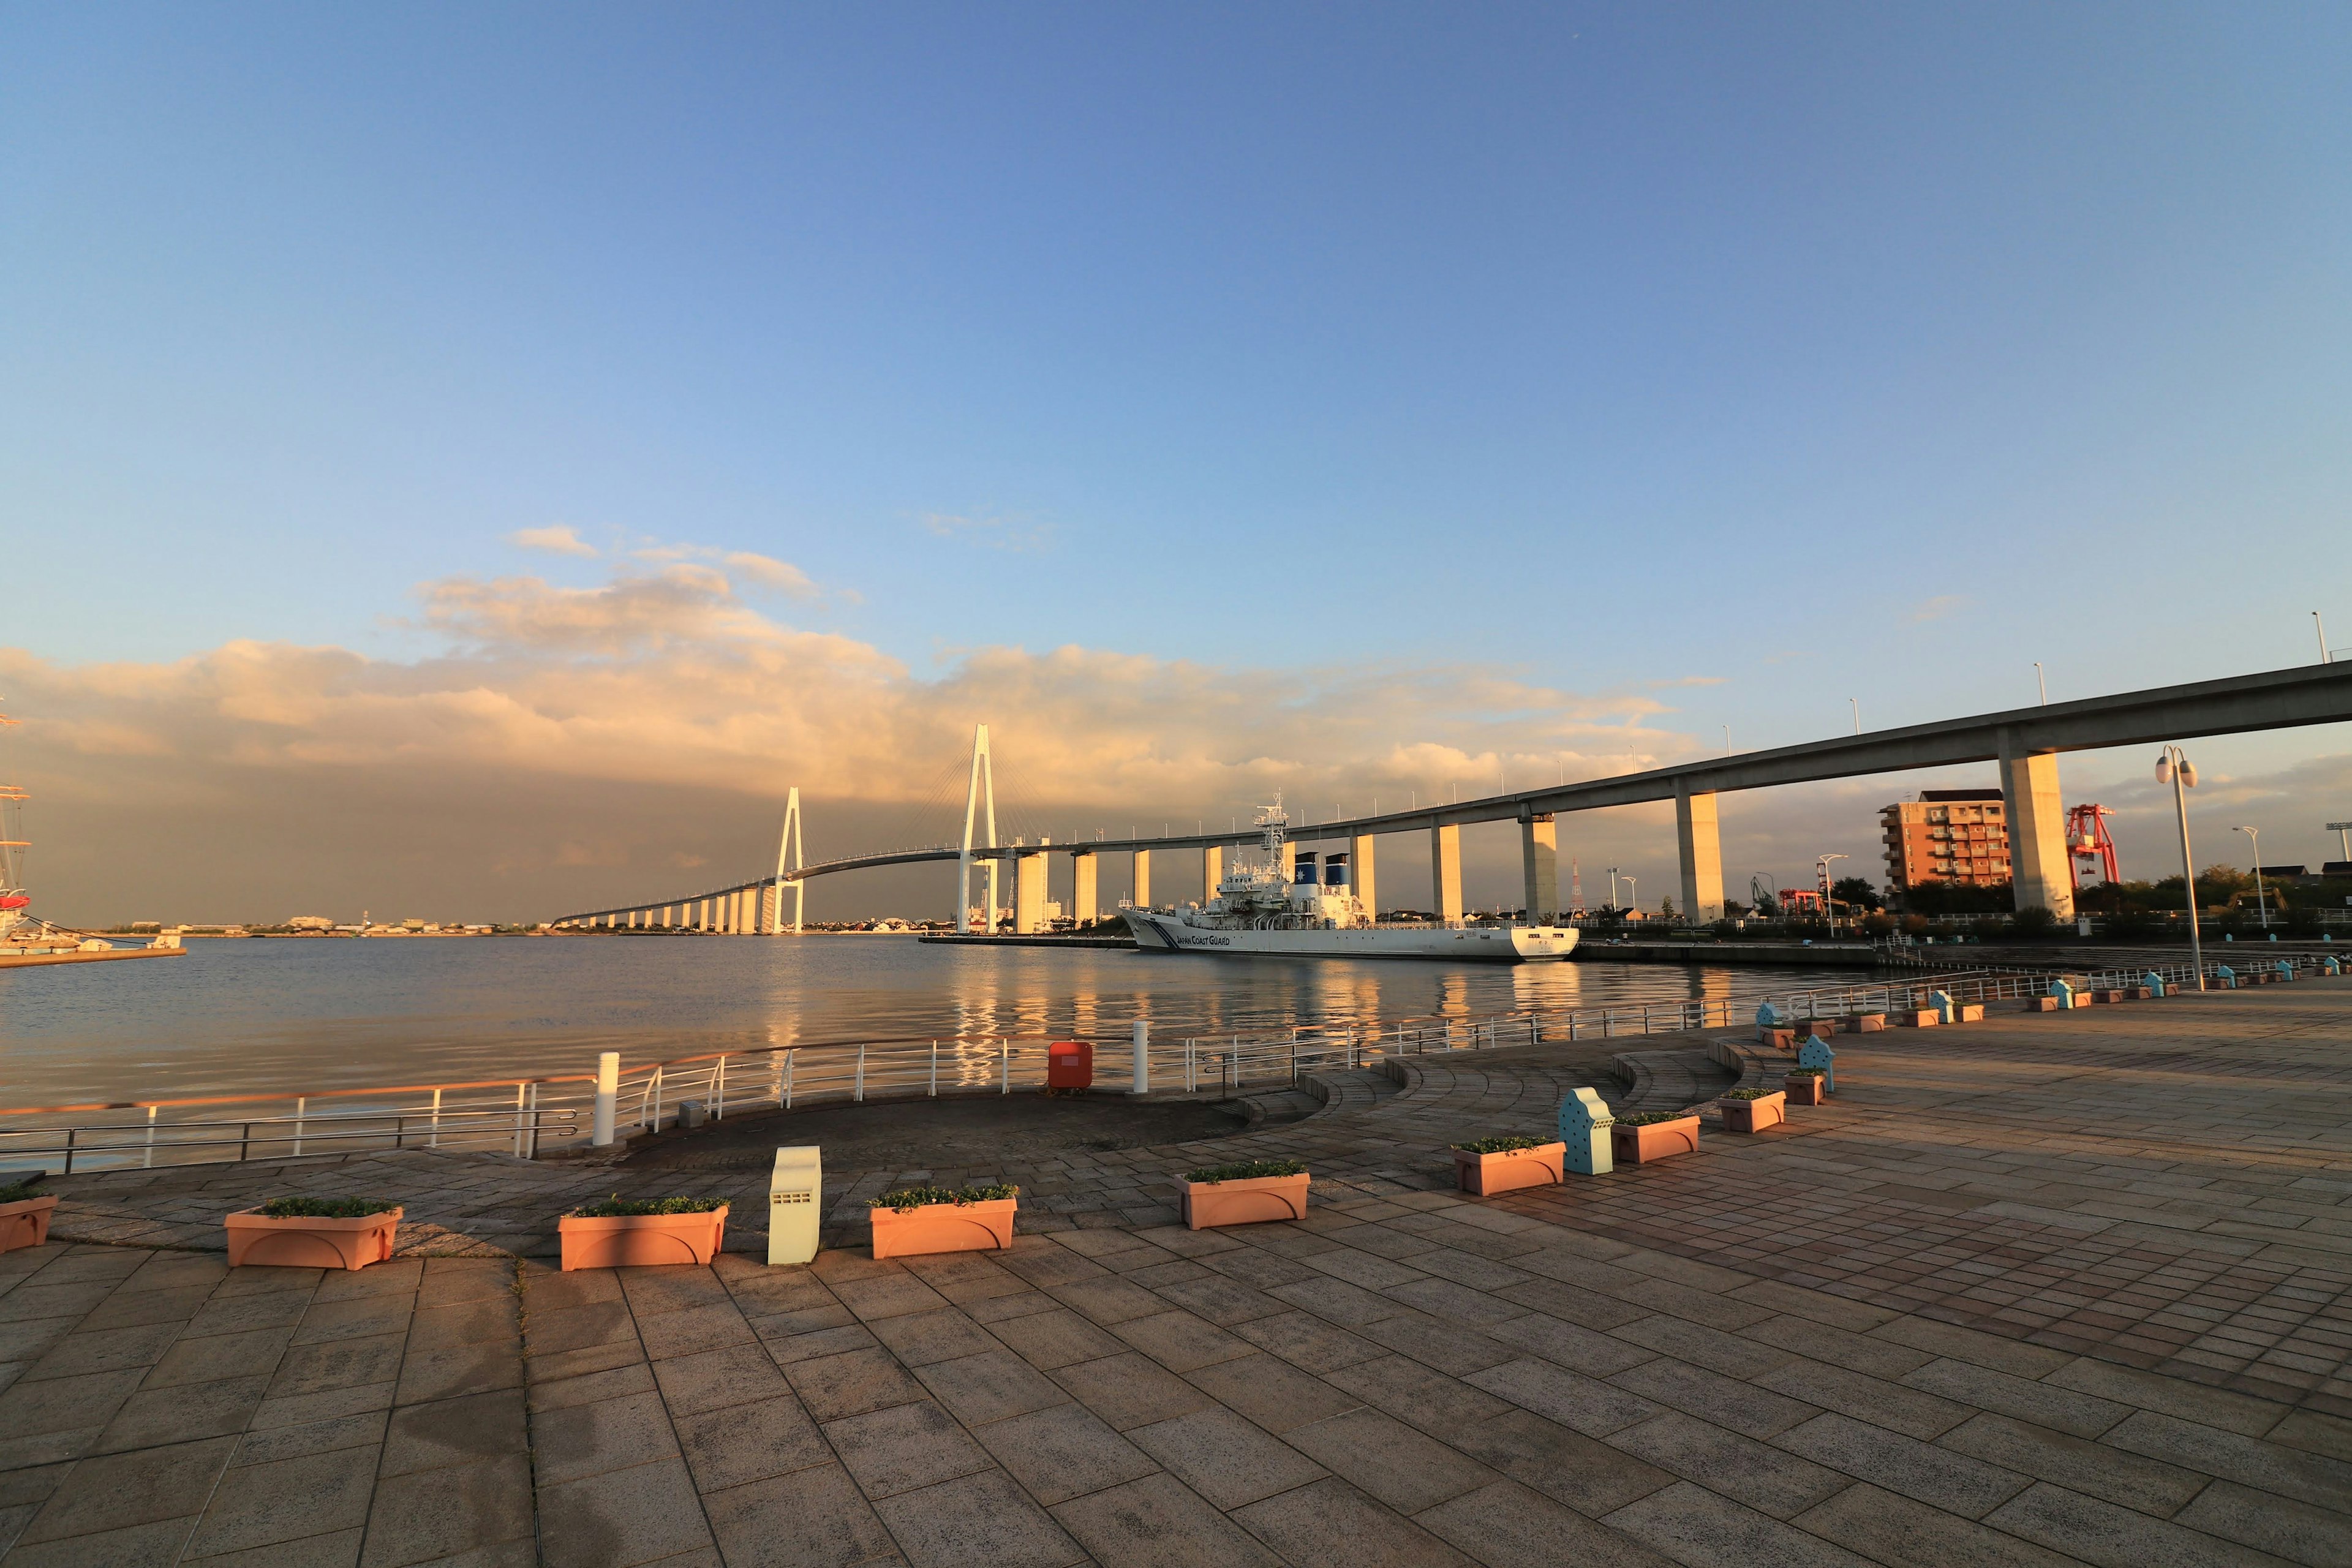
[
  {"x1": 1131, "y1": 1020, "x2": 1151, "y2": 1095},
  {"x1": 856, "y1": 1044, "x2": 866, "y2": 1102},
  {"x1": 143, "y1": 1105, "x2": 157, "y2": 1169},
  {"x1": 429, "y1": 1087, "x2": 442, "y2": 1148},
  {"x1": 293, "y1": 1097, "x2": 306, "y2": 1156},
  {"x1": 593, "y1": 1051, "x2": 619, "y2": 1145},
  {"x1": 512, "y1": 1083, "x2": 526, "y2": 1155},
  {"x1": 930, "y1": 1041, "x2": 939, "y2": 1097},
  {"x1": 1000, "y1": 1039, "x2": 1009, "y2": 1093}
]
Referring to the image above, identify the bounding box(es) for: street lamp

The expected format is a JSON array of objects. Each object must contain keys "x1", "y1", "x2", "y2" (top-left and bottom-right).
[
  {"x1": 2234, "y1": 826, "x2": 2267, "y2": 931},
  {"x1": 1606, "y1": 866, "x2": 1620, "y2": 910},
  {"x1": 1622, "y1": 875, "x2": 1638, "y2": 916},
  {"x1": 1849, "y1": 698, "x2": 1860, "y2": 735},
  {"x1": 2155, "y1": 746, "x2": 2204, "y2": 989},
  {"x1": 1817, "y1": 853, "x2": 1847, "y2": 935}
]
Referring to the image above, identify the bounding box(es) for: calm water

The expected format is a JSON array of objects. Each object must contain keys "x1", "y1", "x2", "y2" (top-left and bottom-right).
[{"x1": 0, "y1": 937, "x2": 1874, "y2": 1107}]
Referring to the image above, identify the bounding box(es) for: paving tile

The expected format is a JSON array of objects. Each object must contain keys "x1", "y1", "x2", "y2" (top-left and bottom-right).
[
  {"x1": 1047, "y1": 1275, "x2": 1167, "y2": 1327},
  {"x1": 14, "y1": 1434, "x2": 236, "y2": 1547},
  {"x1": 1231, "y1": 1309, "x2": 1386, "y2": 1372},
  {"x1": 1744, "y1": 1313, "x2": 1937, "y2": 1379},
  {"x1": 531, "y1": 1390, "x2": 682, "y2": 1485},
  {"x1": 1232, "y1": 1474, "x2": 1479, "y2": 1568},
  {"x1": 1603, "y1": 1479, "x2": 1875, "y2": 1568},
  {"x1": 1902, "y1": 1356, "x2": 2135, "y2": 1439},
  {"x1": 2175, "y1": 1477, "x2": 2352, "y2": 1568},
  {"x1": 867, "y1": 1308, "x2": 1000, "y2": 1367},
  {"x1": 2047, "y1": 1360, "x2": 2316, "y2": 1438},
  {"x1": 247, "y1": 1382, "x2": 397, "y2": 1432},
  {"x1": 786, "y1": 1347, "x2": 929, "y2": 1422},
  {"x1": 911, "y1": 1348, "x2": 1070, "y2": 1425},
  {"x1": 1869, "y1": 1318, "x2": 2076, "y2": 1380},
  {"x1": 1487, "y1": 1308, "x2": 1658, "y2": 1375},
  {"x1": 1755, "y1": 1357, "x2": 1972, "y2": 1441},
  {"x1": 1607, "y1": 1410, "x2": 1851, "y2": 1518},
  {"x1": 267, "y1": 1333, "x2": 407, "y2": 1398},
  {"x1": 380, "y1": 1387, "x2": 527, "y2": 1477},
  {"x1": 971, "y1": 1401, "x2": 1159, "y2": 1506},
  {"x1": 1180, "y1": 1351, "x2": 1362, "y2": 1434},
  {"x1": 1147, "y1": 1273, "x2": 1289, "y2": 1326},
  {"x1": 1047, "y1": 1351, "x2": 1216, "y2": 1430},
  {"x1": 1265, "y1": 1275, "x2": 1415, "y2": 1327},
  {"x1": 291, "y1": 1294, "x2": 415, "y2": 1346},
  {"x1": 1612, "y1": 1355, "x2": 1820, "y2": 1439},
  {"x1": 405, "y1": 1294, "x2": 520, "y2": 1351},
  {"x1": 648, "y1": 1340, "x2": 792, "y2": 1416},
  {"x1": 823, "y1": 1399, "x2": 994, "y2": 1499},
  {"x1": 832, "y1": 1273, "x2": 954, "y2": 1324},
  {"x1": 1773, "y1": 1411, "x2": 2032, "y2": 1518},
  {"x1": 1109, "y1": 1308, "x2": 1255, "y2": 1374},
  {"x1": 700, "y1": 1461, "x2": 899, "y2": 1568},
  {"x1": 143, "y1": 1326, "x2": 298, "y2": 1390},
  {"x1": 985, "y1": 1308, "x2": 1127, "y2": 1371},
  {"x1": 1616, "y1": 1314, "x2": 1798, "y2": 1378},
  {"x1": 1128, "y1": 1407, "x2": 1325, "y2": 1509},
  {"x1": 1419, "y1": 1476, "x2": 1681, "y2": 1568},
  {"x1": 1281, "y1": 1404, "x2": 1493, "y2": 1513},
  {"x1": 1986, "y1": 1480, "x2": 2286, "y2": 1568},
  {"x1": 1793, "y1": 1481, "x2": 2081, "y2": 1568},
  {"x1": 635, "y1": 1302, "x2": 756, "y2": 1360},
  {"x1": 185, "y1": 1523, "x2": 365, "y2": 1567},
  {"x1": 20, "y1": 1321, "x2": 185, "y2": 1381},
  {"x1": 870, "y1": 1468, "x2": 1085, "y2": 1568},
  {"x1": 1052, "y1": 1472, "x2": 1285, "y2": 1568},
  {"x1": 1324, "y1": 1353, "x2": 1512, "y2": 1435},
  {"x1": 233, "y1": 1411, "x2": 388, "y2": 1468},
  {"x1": 528, "y1": 1360, "x2": 657, "y2": 1412},
  {"x1": 0, "y1": 1515, "x2": 194, "y2": 1567},
  {"x1": 674, "y1": 1391, "x2": 831, "y2": 1491},
  {"x1": 533, "y1": 1453, "x2": 712, "y2": 1568},
  {"x1": 394, "y1": 1337, "x2": 523, "y2": 1404},
  {"x1": 2105, "y1": 1411, "x2": 2352, "y2": 1515},
  {"x1": 1937, "y1": 1413, "x2": 2212, "y2": 1518},
  {"x1": 183, "y1": 1448, "x2": 377, "y2": 1559},
  {"x1": 1349, "y1": 1310, "x2": 1520, "y2": 1376},
  {"x1": 1466, "y1": 1355, "x2": 1663, "y2": 1437}
]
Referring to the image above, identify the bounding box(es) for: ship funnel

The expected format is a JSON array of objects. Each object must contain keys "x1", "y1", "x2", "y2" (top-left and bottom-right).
[
  {"x1": 1324, "y1": 854, "x2": 1349, "y2": 888},
  {"x1": 1293, "y1": 852, "x2": 1318, "y2": 884}
]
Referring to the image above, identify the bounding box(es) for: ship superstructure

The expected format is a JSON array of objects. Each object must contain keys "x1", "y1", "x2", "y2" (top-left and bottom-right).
[{"x1": 1123, "y1": 796, "x2": 1577, "y2": 963}]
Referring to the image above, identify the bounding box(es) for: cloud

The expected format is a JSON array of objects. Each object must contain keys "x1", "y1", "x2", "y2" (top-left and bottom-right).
[
  {"x1": 921, "y1": 512, "x2": 1053, "y2": 553},
  {"x1": 630, "y1": 541, "x2": 831, "y2": 603},
  {"x1": 1906, "y1": 595, "x2": 1967, "y2": 624},
  {"x1": 507, "y1": 525, "x2": 599, "y2": 559}
]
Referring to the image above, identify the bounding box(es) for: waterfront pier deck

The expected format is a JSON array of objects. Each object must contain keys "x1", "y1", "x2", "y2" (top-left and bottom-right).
[{"x1": 4, "y1": 979, "x2": 2350, "y2": 1567}]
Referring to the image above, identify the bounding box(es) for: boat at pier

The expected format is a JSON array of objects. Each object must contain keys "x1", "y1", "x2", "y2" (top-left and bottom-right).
[{"x1": 1123, "y1": 798, "x2": 1577, "y2": 963}]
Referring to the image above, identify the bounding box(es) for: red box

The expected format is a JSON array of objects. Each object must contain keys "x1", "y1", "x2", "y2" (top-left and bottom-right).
[{"x1": 1046, "y1": 1039, "x2": 1093, "y2": 1090}]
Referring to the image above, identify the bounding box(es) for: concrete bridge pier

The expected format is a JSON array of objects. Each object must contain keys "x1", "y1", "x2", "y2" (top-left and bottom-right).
[
  {"x1": 1430, "y1": 823, "x2": 1463, "y2": 924},
  {"x1": 1201, "y1": 845, "x2": 1221, "y2": 903},
  {"x1": 1520, "y1": 812, "x2": 1558, "y2": 922},
  {"x1": 1014, "y1": 851, "x2": 1047, "y2": 934},
  {"x1": 1132, "y1": 850, "x2": 1152, "y2": 911},
  {"x1": 1071, "y1": 852, "x2": 1098, "y2": 925},
  {"x1": 1352, "y1": 833, "x2": 1378, "y2": 918},
  {"x1": 1676, "y1": 784, "x2": 1724, "y2": 922},
  {"x1": 1999, "y1": 732, "x2": 2076, "y2": 921}
]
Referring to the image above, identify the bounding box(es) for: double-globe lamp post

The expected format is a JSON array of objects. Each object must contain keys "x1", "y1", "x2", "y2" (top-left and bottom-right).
[
  {"x1": 2233, "y1": 825, "x2": 2268, "y2": 932},
  {"x1": 2155, "y1": 745, "x2": 2204, "y2": 990}
]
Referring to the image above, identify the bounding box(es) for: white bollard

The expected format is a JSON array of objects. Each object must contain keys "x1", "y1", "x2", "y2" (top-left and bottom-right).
[
  {"x1": 1131, "y1": 1020, "x2": 1150, "y2": 1095},
  {"x1": 592, "y1": 1051, "x2": 619, "y2": 1146},
  {"x1": 769, "y1": 1146, "x2": 821, "y2": 1266}
]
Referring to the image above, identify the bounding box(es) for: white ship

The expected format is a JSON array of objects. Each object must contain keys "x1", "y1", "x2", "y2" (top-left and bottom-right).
[{"x1": 1123, "y1": 797, "x2": 1577, "y2": 963}]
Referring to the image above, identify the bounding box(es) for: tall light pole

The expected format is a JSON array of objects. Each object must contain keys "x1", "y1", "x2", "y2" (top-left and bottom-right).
[
  {"x1": 1607, "y1": 866, "x2": 1621, "y2": 911},
  {"x1": 2035, "y1": 663, "x2": 2048, "y2": 704},
  {"x1": 2234, "y1": 826, "x2": 2267, "y2": 930},
  {"x1": 1622, "y1": 875, "x2": 1638, "y2": 916},
  {"x1": 2316, "y1": 611, "x2": 2331, "y2": 665},
  {"x1": 2331, "y1": 821, "x2": 2352, "y2": 862},
  {"x1": 1817, "y1": 853, "x2": 1847, "y2": 935},
  {"x1": 1849, "y1": 698, "x2": 1860, "y2": 735},
  {"x1": 2156, "y1": 746, "x2": 2204, "y2": 989}
]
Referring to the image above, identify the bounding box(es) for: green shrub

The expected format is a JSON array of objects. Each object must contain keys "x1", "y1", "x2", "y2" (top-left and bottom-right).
[
  {"x1": 1618, "y1": 1111, "x2": 1696, "y2": 1126},
  {"x1": 567, "y1": 1195, "x2": 728, "y2": 1218},
  {"x1": 1183, "y1": 1159, "x2": 1306, "y2": 1184},
  {"x1": 1452, "y1": 1136, "x2": 1555, "y2": 1155},
  {"x1": 0, "y1": 1177, "x2": 51, "y2": 1204},
  {"x1": 1723, "y1": 1088, "x2": 1774, "y2": 1101},
  {"x1": 869, "y1": 1185, "x2": 1018, "y2": 1213},
  {"x1": 1785, "y1": 1066, "x2": 1825, "y2": 1077},
  {"x1": 257, "y1": 1197, "x2": 394, "y2": 1219}
]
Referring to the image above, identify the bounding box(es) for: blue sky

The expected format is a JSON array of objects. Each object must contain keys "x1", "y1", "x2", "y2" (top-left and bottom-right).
[{"x1": 6, "y1": 4, "x2": 2352, "y2": 918}]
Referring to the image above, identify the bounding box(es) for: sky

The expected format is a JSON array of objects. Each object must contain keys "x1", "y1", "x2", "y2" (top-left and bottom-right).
[{"x1": 4, "y1": 2, "x2": 2350, "y2": 924}]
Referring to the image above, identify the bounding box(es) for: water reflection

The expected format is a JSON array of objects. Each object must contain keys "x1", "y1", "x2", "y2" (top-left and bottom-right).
[{"x1": 0, "y1": 936, "x2": 1875, "y2": 1106}]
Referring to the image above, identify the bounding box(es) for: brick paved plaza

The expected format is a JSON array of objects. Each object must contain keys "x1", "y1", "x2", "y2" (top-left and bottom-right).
[{"x1": 4, "y1": 978, "x2": 2350, "y2": 1567}]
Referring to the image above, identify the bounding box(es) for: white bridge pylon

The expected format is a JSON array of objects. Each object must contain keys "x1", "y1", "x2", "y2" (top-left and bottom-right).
[{"x1": 957, "y1": 723, "x2": 997, "y2": 935}]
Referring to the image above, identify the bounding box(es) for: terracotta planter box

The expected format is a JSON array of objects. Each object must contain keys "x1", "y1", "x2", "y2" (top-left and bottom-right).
[
  {"x1": 1760, "y1": 1028, "x2": 1795, "y2": 1050},
  {"x1": 1783, "y1": 1076, "x2": 1825, "y2": 1106},
  {"x1": 559, "y1": 1205, "x2": 728, "y2": 1270},
  {"x1": 225, "y1": 1205, "x2": 403, "y2": 1271},
  {"x1": 1453, "y1": 1143, "x2": 1565, "y2": 1196},
  {"x1": 1850, "y1": 1014, "x2": 1887, "y2": 1033},
  {"x1": 2093, "y1": 989, "x2": 2127, "y2": 1005},
  {"x1": 869, "y1": 1198, "x2": 1015, "y2": 1260},
  {"x1": 0, "y1": 1194, "x2": 58, "y2": 1254},
  {"x1": 1892, "y1": 1008, "x2": 1939, "y2": 1027},
  {"x1": 1610, "y1": 1116, "x2": 1701, "y2": 1165},
  {"x1": 1957, "y1": 1004, "x2": 1985, "y2": 1023},
  {"x1": 1720, "y1": 1092, "x2": 1787, "y2": 1134},
  {"x1": 1800, "y1": 1019, "x2": 1839, "y2": 1036},
  {"x1": 2127, "y1": 986, "x2": 2153, "y2": 1000},
  {"x1": 1181, "y1": 1172, "x2": 1310, "y2": 1231}
]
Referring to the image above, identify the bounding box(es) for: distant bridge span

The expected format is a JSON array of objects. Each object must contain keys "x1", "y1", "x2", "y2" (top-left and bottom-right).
[{"x1": 551, "y1": 660, "x2": 2352, "y2": 934}]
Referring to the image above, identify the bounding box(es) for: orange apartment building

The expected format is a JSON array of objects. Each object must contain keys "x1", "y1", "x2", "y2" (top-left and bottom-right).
[{"x1": 1881, "y1": 788, "x2": 2013, "y2": 891}]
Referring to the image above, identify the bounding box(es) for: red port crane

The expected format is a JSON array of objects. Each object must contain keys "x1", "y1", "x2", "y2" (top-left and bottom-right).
[{"x1": 2067, "y1": 804, "x2": 2119, "y2": 887}]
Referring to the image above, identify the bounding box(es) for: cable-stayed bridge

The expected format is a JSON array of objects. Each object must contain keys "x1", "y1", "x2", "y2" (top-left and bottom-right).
[{"x1": 550, "y1": 661, "x2": 2352, "y2": 935}]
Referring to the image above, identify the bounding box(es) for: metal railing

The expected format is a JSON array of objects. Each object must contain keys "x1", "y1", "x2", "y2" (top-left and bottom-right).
[{"x1": 4, "y1": 952, "x2": 2332, "y2": 1173}]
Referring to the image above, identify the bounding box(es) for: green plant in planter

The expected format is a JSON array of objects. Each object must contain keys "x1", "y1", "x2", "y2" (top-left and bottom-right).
[
  {"x1": 257, "y1": 1197, "x2": 393, "y2": 1219},
  {"x1": 1452, "y1": 1136, "x2": 1555, "y2": 1154},
  {"x1": 567, "y1": 1195, "x2": 729, "y2": 1218},
  {"x1": 1722, "y1": 1088, "x2": 1775, "y2": 1101},
  {"x1": 870, "y1": 1184, "x2": 1019, "y2": 1213},
  {"x1": 1617, "y1": 1111, "x2": 1697, "y2": 1126},
  {"x1": 1785, "y1": 1066, "x2": 1825, "y2": 1077},
  {"x1": 0, "y1": 1177, "x2": 51, "y2": 1204},
  {"x1": 1184, "y1": 1159, "x2": 1306, "y2": 1183}
]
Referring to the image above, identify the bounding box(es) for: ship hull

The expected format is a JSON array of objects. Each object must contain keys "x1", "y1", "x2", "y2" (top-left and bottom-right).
[{"x1": 1124, "y1": 913, "x2": 1577, "y2": 963}]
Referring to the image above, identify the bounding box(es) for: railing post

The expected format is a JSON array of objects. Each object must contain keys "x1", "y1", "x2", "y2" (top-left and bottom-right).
[
  {"x1": 63, "y1": 1126, "x2": 76, "y2": 1175},
  {"x1": 239, "y1": 1123, "x2": 251, "y2": 1163},
  {"x1": 930, "y1": 1041, "x2": 938, "y2": 1098},
  {"x1": 1186, "y1": 1038, "x2": 1196, "y2": 1093},
  {"x1": 143, "y1": 1105, "x2": 157, "y2": 1169},
  {"x1": 856, "y1": 1044, "x2": 866, "y2": 1102},
  {"x1": 429, "y1": 1087, "x2": 443, "y2": 1149},
  {"x1": 512, "y1": 1082, "x2": 527, "y2": 1156},
  {"x1": 293, "y1": 1097, "x2": 306, "y2": 1157},
  {"x1": 1000, "y1": 1039, "x2": 1009, "y2": 1094},
  {"x1": 1290, "y1": 1034, "x2": 1298, "y2": 1085},
  {"x1": 527, "y1": 1082, "x2": 542, "y2": 1158},
  {"x1": 593, "y1": 1051, "x2": 619, "y2": 1146},
  {"x1": 785, "y1": 1050, "x2": 795, "y2": 1109},
  {"x1": 1131, "y1": 1020, "x2": 1151, "y2": 1096},
  {"x1": 713, "y1": 1057, "x2": 726, "y2": 1120}
]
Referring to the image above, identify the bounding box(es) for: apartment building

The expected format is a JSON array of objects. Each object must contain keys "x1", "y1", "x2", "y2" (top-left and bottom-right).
[{"x1": 1881, "y1": 788, "x2": 2013, "y2": 889}]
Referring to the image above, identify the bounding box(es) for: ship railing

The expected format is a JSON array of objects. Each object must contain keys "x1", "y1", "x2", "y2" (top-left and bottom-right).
[{"x1": 3, "y1": 952, "x2": 2305, "y2": 1174}]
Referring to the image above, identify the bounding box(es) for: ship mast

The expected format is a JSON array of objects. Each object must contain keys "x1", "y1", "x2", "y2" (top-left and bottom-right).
[{"x1": 0, "y1": 699, "x2": 26, "y2": 933}]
